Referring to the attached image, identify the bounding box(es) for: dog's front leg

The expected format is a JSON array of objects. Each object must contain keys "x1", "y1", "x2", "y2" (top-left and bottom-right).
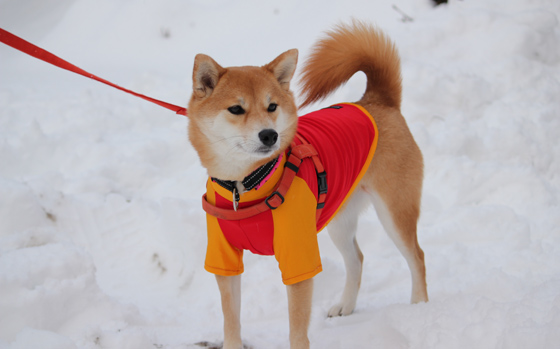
[
  {"x1": 286, "y1": 278, "x2": 313, "y2": 349},
  {"x1": 216, "y1": 274, "x2": 242, "y2": 349}
]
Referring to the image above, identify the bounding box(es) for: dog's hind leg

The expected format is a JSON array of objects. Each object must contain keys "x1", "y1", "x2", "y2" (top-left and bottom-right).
[
  {"x1": 216, "y1": 274, "x2": 243, "y2": 349},
  {"x1": 369, "y1": 189, "x2": 428, "y2": 304},
  {"x1": 327, "y1": 191, "x2": 370, "y2": 317}
]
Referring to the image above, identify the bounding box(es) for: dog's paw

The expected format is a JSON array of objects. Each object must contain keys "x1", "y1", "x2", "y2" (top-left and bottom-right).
[
  {"x1": 194, "y1": 341, "x2": 251, "y2": 349},
  {"x1": 194, "y1": 342, "x2": 222, "y2": 349},
  {"x1": 327, "y1": 302, "x2": 355, "y2": 317}
]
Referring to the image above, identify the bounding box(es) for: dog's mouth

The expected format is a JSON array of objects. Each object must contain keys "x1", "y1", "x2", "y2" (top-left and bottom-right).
[
  {"x1": 248, "y1": 144, "x2": 279, "y2": 157},
  {"x1": 255, "y1": 145, "x2": 276, "y2": 154},
  {"x1": 234, "y1": 142, "x2": 279, "y2": 158}
]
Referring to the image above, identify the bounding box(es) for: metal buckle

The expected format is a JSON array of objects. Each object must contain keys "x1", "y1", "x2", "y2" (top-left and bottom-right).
[{"x1": 265, "y1": 191, "x2": 285, "y2": 210}]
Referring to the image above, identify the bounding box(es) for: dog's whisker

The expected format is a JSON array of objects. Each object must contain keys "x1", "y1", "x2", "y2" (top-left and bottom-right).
[{"x1": 207, "y1": 135, "x2": 245, "y2": 146}]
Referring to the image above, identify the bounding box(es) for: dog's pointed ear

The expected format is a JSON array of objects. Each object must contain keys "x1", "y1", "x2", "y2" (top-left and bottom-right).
[
  {"x1": 264, "y1": 49, "x2": 298, "y2": 91},
  {"x1": 192, "y1": 54, "x2": 225, "y2": 98}
]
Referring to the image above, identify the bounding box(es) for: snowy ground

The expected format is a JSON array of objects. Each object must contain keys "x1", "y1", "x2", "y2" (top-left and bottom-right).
[{"x1": 1, "y1": 0, "x2": 560, "y2": 348}]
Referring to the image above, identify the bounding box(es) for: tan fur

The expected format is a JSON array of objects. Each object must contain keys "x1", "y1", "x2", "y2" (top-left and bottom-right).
[
  {"x1": 215, "y1": 275, "x2": 242, "y2": 349},
  {"x1": 188, "y1": 21, "x2": 427, "y2": 349},
  {"x1": 299, "y1": 21, "x2": 402, "y2": 109},
  {"x1": 287, "y1": 279, "x2": 313, "y2": 349}
]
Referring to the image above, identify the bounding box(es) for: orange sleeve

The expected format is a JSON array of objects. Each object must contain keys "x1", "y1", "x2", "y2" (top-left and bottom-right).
[
  {"x1": 273, "y1": 177, "x2": 322, "y2": 285},
  {"x1": 204, "y1": 180, "x2": 244, "y2": 276}
]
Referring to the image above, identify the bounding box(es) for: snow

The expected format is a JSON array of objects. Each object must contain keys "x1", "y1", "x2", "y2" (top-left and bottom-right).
[{"x1": 1, "y1": 0, "x2": 559, "y2": 348}]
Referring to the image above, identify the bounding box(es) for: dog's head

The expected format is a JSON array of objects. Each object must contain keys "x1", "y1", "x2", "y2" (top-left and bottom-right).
[{"x1": 187, "y1": 50, "x2": 299, "y2": 181}]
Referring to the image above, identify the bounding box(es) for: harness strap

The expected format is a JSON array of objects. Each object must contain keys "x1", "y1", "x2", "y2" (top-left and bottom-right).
[
  {"x1": 202, "y1": 141, "x2": 327, "y2": 222},
  {"x1": 292, "y1": 135, "x2": 327, "y2": 222}
]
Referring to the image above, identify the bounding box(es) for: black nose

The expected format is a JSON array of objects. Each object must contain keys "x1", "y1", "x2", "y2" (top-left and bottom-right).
[{"x1": 258, "y1": 129, "x2": 278, "y2": 147}]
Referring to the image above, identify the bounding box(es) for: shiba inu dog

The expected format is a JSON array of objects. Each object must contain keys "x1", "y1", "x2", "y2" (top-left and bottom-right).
[{"x1": 188, "y1": 21, "x2": 428, "y2": 349}]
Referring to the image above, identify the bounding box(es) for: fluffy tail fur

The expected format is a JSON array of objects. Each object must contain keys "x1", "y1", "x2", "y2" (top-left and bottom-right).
[{"x1": 299, "y1": 21, "x2": 402, "y2": 109}]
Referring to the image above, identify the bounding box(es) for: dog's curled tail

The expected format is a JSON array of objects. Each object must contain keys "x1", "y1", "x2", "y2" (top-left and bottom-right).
[{"x1": 299, "y1": 21, "x2": 402, "y2": 110}]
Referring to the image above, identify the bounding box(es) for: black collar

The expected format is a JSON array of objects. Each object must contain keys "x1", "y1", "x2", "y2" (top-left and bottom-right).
[{"x1": 211, "y1": 155, "x2": 280, "y2": 202}]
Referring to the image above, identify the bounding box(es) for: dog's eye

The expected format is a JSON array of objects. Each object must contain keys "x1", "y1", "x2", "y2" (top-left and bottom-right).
[
  {"x1": 267, "y1": 103, "x2": 278, "y2": 112},
  {"x1": 227, "y1": 105, "x2": 245, "y2": 115}
]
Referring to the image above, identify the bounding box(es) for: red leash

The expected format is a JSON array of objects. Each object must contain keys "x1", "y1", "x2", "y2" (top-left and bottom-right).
[{"x1": 0, "y1": 28, "x2": 187, "y2": 116}]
